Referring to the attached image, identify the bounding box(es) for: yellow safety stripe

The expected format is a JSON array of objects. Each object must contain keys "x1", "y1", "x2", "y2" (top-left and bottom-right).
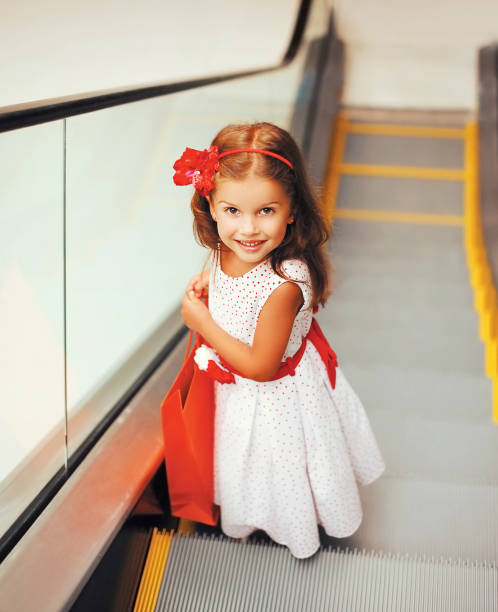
[
  {"x1": 334, "y1": 208, "x2": 464, "y2": 226},
  {"x1": 339, "y1": 163, "x2": 465, "y2": 181},
  {"x1": 323, "y1": 114, "x2": 348, "y2": 223},
  {"x1": 133, "y1": 529, "x2": 173, "y2": 612},
  {"x1": 346, "y1": 122, "x2": 466, "y2": 139},
  {"x1": 463, "y1": 123, "x2": 498, "y2": 422},
  {"x1": 325, "y1": 112, "x2": 496, "y2": 421}
]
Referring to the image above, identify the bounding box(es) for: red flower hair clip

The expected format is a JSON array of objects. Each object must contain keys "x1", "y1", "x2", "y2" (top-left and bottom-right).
[
  {"x1": 173, "y1": 145, "x2": 294, "y2": 197},
  {"x1": 173, "y1": 145, "x2": 220, "y2": 197}
]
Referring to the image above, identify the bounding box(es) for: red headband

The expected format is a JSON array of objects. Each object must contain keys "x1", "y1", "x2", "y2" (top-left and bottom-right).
[{"x1": 173, "y1": 145, "x2": 294, "y2": 197}]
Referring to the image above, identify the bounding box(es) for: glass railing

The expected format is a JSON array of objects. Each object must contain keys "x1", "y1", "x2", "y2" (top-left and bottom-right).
[
  {"x1": 0, "y1": 0, "x2": 331, "y2": 550},
  {"x1": 0, "y1": 120, "x2": 66, "y2": 542}
]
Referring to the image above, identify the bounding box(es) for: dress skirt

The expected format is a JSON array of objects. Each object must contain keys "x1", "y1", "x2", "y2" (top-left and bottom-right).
[{"x1": 213, "y1": 341, "x2": 385, "y2": 559}]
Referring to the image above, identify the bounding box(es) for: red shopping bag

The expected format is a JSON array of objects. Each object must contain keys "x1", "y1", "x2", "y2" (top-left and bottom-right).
[{"x1": 160, "y1": 330, "x2": 219, "y2": 525}]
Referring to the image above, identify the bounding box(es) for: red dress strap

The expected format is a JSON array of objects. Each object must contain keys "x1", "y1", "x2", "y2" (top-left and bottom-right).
[
  {"x1": 306, "y1": 318, "x2": 338, "y2": 389},
  {"x1": 217, "y1": 333, "x2": 308, "y2": 381},
  {"x1": 200, "y1": 317, "x2": 338, "y2": 388}
]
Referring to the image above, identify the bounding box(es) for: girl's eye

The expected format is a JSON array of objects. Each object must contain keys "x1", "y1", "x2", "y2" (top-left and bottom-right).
[
  {"x1": 224, "y1": 207, "x2": 239, "y2": 215},
  {"x1": 260, "y1": 207, "x2": 274, "y2": 215}
]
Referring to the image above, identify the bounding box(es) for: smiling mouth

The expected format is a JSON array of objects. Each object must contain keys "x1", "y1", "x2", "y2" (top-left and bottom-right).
[
  {"x1": 237, "y1": 240, "x2": 265, "y2": 246},
  {"x1": 236, "y1": 240, "x2": 266, "y2": 251}
]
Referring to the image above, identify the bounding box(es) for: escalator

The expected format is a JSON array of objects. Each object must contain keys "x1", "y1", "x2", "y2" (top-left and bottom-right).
[
  {"x1": 71, "y1": 108, "x2": 498, "y2": 611},
  {"x1": 1, "y1": 3, "x2": 498, "y2": 610}
]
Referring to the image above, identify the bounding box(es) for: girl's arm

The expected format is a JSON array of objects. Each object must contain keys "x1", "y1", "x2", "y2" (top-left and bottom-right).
[{"x1": 182, "y1": 282, "x2": 304, "y2": 382}]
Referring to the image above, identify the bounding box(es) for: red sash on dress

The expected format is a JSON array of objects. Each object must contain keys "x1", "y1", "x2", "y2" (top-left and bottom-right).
[{"x1": 202, "y1": 317, "x2": 338, "y2": 389}]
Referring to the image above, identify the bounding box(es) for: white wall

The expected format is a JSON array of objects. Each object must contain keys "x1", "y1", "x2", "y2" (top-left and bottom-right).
[
  {"x1": 1, "y1": 0, "x2": 300, "y2": 108},
  {"x1": 331, "y1": 0, "x2": 498, "y2": 109}
]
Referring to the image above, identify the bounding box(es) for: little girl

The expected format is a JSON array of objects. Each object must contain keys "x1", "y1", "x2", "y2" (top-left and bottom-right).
[{"x1": 174, "y1": 122, "x2": 385, "y2": 559}]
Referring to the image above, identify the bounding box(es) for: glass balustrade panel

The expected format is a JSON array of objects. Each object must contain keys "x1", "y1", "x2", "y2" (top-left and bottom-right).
[{"x1": 0, "y1": 121, "x2": 65, "y2": 540}]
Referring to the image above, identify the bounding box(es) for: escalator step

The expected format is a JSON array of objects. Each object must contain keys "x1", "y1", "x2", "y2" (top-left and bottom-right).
[
  {"x1": 153, "y1": 533, "x2": 497, "y2": 611},
  {"x1": 134, "y1": 528, "x2": 174, "y2": 612}
]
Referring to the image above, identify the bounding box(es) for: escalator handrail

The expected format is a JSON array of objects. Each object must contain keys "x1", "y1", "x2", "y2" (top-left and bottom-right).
[{"x1": 0, "y1": 0, "x2": 311, "y2": 134}]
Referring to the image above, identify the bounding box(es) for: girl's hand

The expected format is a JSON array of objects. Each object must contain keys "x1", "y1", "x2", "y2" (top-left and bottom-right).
[
  {"x1": 185, "y1": 269, "x2": 210, "y2": 298},
  {"x1": 181, "y1": 291, "x2": 211, "y2": 334}
]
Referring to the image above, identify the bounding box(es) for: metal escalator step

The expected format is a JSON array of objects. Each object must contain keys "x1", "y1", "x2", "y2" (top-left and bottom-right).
[
  {"x1": 342, "y1": 132, "x2": 465, "y2": 170},
  {"x1": 134, "y1": 528, "x2": 174, "y2": 612},
  {"x1": 153, "y1": 534, "x2": 497, "y2": 611},
  {"x1": 336, "y1": 174, "x2": 464, "y2": 216}
]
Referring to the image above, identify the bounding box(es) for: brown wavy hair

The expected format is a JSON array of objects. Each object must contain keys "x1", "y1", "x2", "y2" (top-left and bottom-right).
[{"x1": 191, "y1": 122, "x2": 331, "y2": 309}]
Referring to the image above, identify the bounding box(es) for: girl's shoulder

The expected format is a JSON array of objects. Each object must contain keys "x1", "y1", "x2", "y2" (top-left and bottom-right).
[
  {"x1": 275, "y1": 258, "x2": 313, "y2": 311},
  {"x1": 279, "y1": 258, "x2": 311, "y2": 283}
]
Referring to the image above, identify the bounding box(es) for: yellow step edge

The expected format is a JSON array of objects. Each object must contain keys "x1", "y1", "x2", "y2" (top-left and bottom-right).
[
  {"x1": 471, "y1": 265, "x2": 493, "y2": 290},
  {"x1": 147, "y1": 533, "x2": 169, "y2": 610},
  {"x1": 323, "y1": 115, "x2": 348, "y2": 223},
  {"x1": 340, "y1": 163, "x2": 465, "y2": 181},
  {"x1": 346, "y1": 122, "x2": 466, "y2": 139},
  {"x1": 134, "y1": 529, "x2": 159, "y2": 611},
  {"x1": 135, "y1": 529, "x2": 162, "y2": 611},
  {"x1": 133, "y1": 529, "x2": 174, "y2": 612},
  {"x1": 334, "y1": 208, "x2": 464, "y2": 227},
  {"x1": 463, "y1": 122, "x2": 498, "y2": 422},
  {"x1": 485, "y1": 337, "x2": 498, "y2": 377}
]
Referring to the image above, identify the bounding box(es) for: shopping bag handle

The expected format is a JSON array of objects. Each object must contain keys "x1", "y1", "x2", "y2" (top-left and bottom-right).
[
  {"x1": 183, "y1": 296, "x2": 208, "y2": 364},
  {"x1": 184, "y1": 329, "x2": 194, "y2": 362}
]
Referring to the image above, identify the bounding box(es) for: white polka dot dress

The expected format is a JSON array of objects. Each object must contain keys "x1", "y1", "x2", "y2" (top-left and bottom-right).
[{"x1": 205, "y1": 254, "x2": 385, "y2": 559}]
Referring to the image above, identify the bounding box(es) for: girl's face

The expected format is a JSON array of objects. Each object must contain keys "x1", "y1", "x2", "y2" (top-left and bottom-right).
[{"x1": 208, "y1": 174, "x2": 294, "y2": 270}]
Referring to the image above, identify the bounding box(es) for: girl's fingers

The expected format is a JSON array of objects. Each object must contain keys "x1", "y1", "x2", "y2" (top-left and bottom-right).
[
  {"x1": 186, "y1": 274, "x2": 201, "y2": 294},
  {"x1": 186, "y1": 290, "x2": 201, "y2": 301},
  {"x1": 186, "y1": 273, "x2": 208, "y2": 298},
  {"x1": 195, "y1": 279, "x2": 209, "y2": 297},
  {"x1": 188, "y1": 284, "x2": 200, "y2": 298}
]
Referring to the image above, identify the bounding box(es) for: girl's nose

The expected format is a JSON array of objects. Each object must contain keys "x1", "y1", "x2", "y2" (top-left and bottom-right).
[{"x1": 240, "y1": 215, "x2": 258, "y2": 235}]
